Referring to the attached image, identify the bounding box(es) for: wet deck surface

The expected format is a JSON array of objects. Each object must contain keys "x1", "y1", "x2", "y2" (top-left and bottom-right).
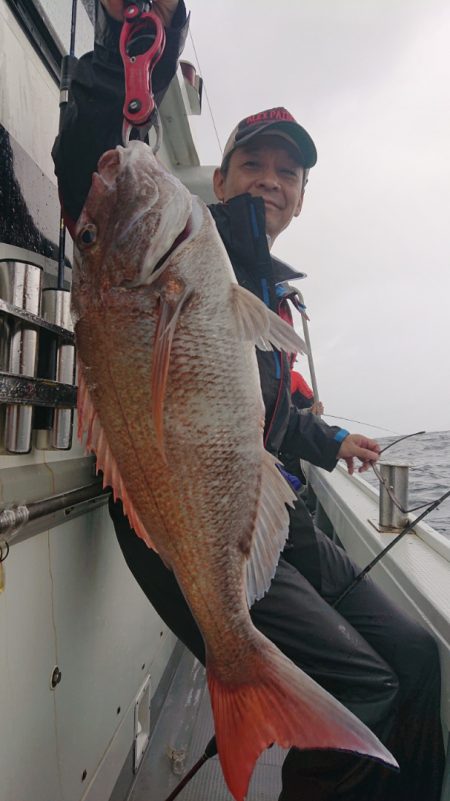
[{"x1": 130, "y1": 645, "x2": 285, "y2": 801}]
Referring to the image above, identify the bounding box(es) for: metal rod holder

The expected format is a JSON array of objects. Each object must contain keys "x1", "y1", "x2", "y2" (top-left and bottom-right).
[
  {"x1": 42, "y1": 288, "x2": 75, "y2": 450},
  {"x1": 378, "y1": 462, "x2": 410, "y2": 530},
  {"x1": 0, "y1": 262, "x2": 43, "y2": 453}
]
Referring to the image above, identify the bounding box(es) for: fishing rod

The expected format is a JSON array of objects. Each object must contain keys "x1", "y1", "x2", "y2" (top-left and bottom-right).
[
  {"x1": 34, "y1": 0, "x2": 80, "y2": 450},
  {"x1": 57, "y1": 0, "x2": 78, "y2": 290},
  {"x1": 324, "y1": 415, "x2": 399, "y2": 435},
  {"x1": 332, "y1": 485, "x2": 450, "y2": 610},
  {"x1": 371, "y1": 431, "x2": 438, "y2": 515},
  {"x1": 332, "y1": 428, "x2": 446, "y2": 610},
  {"x1": 164, "y1": 735, "x2": 218, "y2": 801},
  {"x1": 378, "y1": 430, "x2": 426, "y2": 455}
]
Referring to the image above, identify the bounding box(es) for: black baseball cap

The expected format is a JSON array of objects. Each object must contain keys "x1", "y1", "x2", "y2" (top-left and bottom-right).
[{"x1": 221, "y1": 107, "x2": 317, "y2": 169}]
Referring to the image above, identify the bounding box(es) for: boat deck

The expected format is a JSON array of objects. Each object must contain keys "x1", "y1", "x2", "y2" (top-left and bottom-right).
[{"x1": 130, "y1": 645, "x2": 285, "y2": 801}]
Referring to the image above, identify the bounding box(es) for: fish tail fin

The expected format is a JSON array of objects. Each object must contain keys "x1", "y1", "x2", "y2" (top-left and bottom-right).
[{"x1": 207, "y1": 638, "x2": 397, "y2": 801}]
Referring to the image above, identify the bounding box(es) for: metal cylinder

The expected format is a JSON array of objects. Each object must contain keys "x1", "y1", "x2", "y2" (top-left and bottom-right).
[
  {"x1": 378, "y1": 462, "x2": 410, "y2": 530},
  {"x1": 1, "y1": 262, "x2": 43, "y2": 453},
  {"x1": 42, "y1": 289, "x2": 75, "y2": 450}
]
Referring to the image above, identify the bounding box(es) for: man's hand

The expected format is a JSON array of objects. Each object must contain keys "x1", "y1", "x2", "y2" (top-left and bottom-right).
[
  {"x1": 310, "y1": 400, "x2": 324, "y2": 415},
  {"x1": 101, "y1": 0, "x2": 179, "y2": 26},
  {"x1": 337, "y1": 434, "x2": 380, "y2": 475}
]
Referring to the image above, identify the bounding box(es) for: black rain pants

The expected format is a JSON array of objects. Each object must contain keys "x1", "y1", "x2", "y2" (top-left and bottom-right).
[{"x1": 110, "y1": 496, "x2": 445, "y2": 801}]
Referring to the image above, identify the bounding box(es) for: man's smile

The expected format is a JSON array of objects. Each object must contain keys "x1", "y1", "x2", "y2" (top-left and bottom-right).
[{"x1": 262, "y1": 198, "x2": 282, "y2": 210}]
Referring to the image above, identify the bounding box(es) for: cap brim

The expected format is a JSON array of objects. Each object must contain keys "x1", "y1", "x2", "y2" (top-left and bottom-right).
[{"x1": 234, "y1": 120, "x2": 317, "y2": 168}]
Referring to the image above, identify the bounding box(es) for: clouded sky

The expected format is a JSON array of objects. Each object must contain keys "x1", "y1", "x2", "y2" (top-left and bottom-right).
[{"x1": 181, "y1": 1, "x2": 450, "y2": 437}]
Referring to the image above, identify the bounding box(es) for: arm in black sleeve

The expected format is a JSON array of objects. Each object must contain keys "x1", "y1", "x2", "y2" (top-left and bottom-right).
[
  {"x1": 281, "y1": 406, "x2": 348, "y2": 472},
  {"x1": 52, "y1": 0, "x2": 189, "y2": 229}
]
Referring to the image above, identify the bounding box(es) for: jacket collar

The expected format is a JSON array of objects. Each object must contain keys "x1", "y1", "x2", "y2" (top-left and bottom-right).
[
  {"x1": 208, "y1": 195, "x2": 306, "y2": 286},
  {"x1": 272, "y1": 256, "x2": 306, "y2": 283}
]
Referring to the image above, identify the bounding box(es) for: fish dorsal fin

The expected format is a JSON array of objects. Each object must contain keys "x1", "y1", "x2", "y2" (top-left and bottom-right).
[
  {"x1": 77, "y1": 364, "x2": 158, "y2": 552},
  {"x1": 231, "y1": 284, "x2": 308, "y2": 354},
  {"x1": 246, "y1": 450, "x2": 297, "y2": 607}
]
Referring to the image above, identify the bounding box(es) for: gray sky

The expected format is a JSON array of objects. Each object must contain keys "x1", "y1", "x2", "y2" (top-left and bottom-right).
[{"x1": 182, "y1": 1, "x2": 450, "y2": 437}]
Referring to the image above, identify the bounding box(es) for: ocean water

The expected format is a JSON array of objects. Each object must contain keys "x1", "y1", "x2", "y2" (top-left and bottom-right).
[{"x1": 362, "y1": 430, "x2": 450, "y2": 537}]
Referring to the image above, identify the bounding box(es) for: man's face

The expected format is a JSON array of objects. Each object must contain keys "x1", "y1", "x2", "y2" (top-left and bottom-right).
[{"x1": 213, "y1": 135, "x2": 305, "y2": 243}]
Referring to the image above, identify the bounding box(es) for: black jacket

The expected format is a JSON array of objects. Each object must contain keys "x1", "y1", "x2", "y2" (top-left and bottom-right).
[
  {"x1": 52, "y1": 0, "x2": 345, "y2": 472},
  {"x1": 208, "y1": 199, "x2": 344, "y2": 468}
]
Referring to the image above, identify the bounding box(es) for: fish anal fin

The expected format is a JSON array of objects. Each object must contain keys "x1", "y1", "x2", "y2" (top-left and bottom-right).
[
  {"x1": 231, "y1": 284, "x2": 308, "y2": 354},
  {"x1": 246, "y1": 450, "x2": 296, "y2": 607},
  {"x1": 77, "y1": 363, "x2": 158, "y2": 552},
  {"x1": 152, "y1": 285, "x2": 193, "y2": 460},
  {"x1": 208, "y1": 640, "x2": 398, "y2": 801}
]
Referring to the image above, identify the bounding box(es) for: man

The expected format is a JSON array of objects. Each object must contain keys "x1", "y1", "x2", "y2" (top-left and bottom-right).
[{"x1": 52, "y1": 3, "x2": 444, "y2": 800}]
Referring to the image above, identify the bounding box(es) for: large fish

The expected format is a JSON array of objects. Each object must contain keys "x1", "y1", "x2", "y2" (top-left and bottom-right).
[{"x1": 72, "y1": 141, "x2": 396, "y2": 800}]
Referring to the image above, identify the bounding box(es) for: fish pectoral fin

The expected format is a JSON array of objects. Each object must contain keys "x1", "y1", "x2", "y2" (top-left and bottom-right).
[
  {"x1": 231, "y1": 284, "x2": 308, "y2": 354},
  {"x1": 152, "y1": 286, "x2": 193, "y2": 459},
  {"x1": 265, "y1": 305, "x2": 308, "y2": 354},
  {"x1": 231, "y1": 284, "x2": 271, "y2": 346},
  {"x1": 245, "y1": 451, "x2": 296, "y2": 607}
]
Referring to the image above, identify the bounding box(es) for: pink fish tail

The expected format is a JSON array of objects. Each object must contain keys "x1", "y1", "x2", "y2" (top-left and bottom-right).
[{"x1": 207, "y1": 639, "x2": 397, "y2": 801}]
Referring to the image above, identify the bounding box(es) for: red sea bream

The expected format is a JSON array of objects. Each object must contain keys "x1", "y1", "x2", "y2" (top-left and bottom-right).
[{"x1": 72, "y1": 141, "x2": 397, "y2": 801}]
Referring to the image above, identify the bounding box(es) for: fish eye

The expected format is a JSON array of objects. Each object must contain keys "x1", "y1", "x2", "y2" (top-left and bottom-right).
[{"x1": 78, "y1": 224, "x2": 97, "y2": 247}]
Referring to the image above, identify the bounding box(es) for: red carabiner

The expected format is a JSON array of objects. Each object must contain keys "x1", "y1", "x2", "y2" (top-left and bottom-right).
[{"x1": 119, "y1": 3, "x2": 166, "y2": 134}]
